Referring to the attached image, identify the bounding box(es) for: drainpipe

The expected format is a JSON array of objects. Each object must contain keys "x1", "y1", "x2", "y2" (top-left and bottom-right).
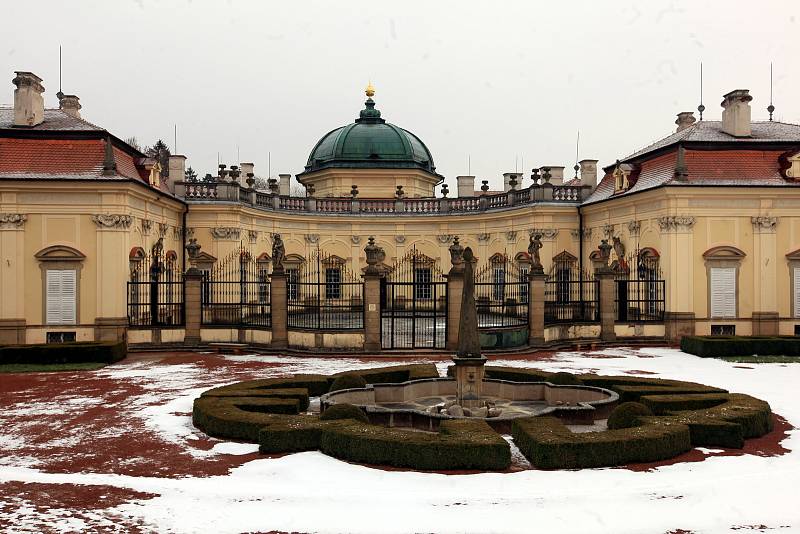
[
  {"x1": 578, "y1": 208, "x2": 584, "y2": 277},
  {"x1": 181, "y1": 206, "x2": 188, "y2": 272}
]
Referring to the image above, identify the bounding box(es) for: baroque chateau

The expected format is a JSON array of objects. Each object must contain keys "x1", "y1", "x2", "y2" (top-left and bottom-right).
[{"x1": 2, "y1": 70, "x2": 800, "y2": 350}]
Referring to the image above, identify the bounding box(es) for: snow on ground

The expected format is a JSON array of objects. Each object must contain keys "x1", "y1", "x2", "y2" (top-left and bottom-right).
[{"x1": 0, "y1": 347, "x2": 798, "y2": 533}]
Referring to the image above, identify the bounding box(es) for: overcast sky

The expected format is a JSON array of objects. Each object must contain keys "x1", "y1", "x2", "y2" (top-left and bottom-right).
[{"x1": 2, "y1": 1, "x2": 798, "y2": 190}]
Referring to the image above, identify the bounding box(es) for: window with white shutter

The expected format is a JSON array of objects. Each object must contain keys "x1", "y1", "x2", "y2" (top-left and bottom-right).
[
  {"x1": 46, "y1": 270, "x2": 77, "y2": 325},
  {"x1": 710, "y1": 267, "x2": 736, "y2": 318},
  {"x1": 794, "y1": 267, "x2": 800, "y2": 318}
]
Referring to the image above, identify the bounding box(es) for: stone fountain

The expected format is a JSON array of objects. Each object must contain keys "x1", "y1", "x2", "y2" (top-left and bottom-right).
[{"x1": 320, "y1": 243, "x2": 618, "y2": 431}]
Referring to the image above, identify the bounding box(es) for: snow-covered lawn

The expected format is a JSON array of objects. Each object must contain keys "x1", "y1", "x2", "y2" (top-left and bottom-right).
[{"x1": 0, "y1": 347, "x2": 797, "y2": 533}]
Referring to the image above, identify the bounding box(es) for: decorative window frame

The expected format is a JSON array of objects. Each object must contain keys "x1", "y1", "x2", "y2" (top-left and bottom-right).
[
  {"x1": 34, "y1": 245, "x2": 86, "y2": 325},
  {"x1": 703, "y1": 245, "x2": 745, "y2": 319}
]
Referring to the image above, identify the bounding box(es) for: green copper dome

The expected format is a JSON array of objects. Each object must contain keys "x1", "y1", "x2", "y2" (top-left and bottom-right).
[{"x1": 301, "y1": 96, "x2": 439, "y2": 175}]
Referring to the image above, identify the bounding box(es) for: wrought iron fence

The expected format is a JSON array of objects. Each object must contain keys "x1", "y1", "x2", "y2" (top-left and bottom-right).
[
  {"x1": 287, "y1": 248, "x2": 364, "y2": 330},
  {"x1": 202, "y1": 246, "x2": 271, "y2": 328},
  {"x1": 544, "y1": 262, "x2": 598, "y2": 324},
  {"x1": 381, "y1": 247, "x2": 447, "y2": 349},
  {"x1": 474, "y1": 255, "x2": 528, "y2": 329},
  {"x1": 127, "y1": 249, "x2": 184, "y2": 326},
  {"x1": 613, "y1": 251, "x2": 665, "y2": 322}
]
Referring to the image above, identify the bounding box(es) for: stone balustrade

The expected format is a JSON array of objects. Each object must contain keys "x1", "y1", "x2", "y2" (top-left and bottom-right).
[{"x1": 174, "y1": 180, "x2": 590, "y2": 215}]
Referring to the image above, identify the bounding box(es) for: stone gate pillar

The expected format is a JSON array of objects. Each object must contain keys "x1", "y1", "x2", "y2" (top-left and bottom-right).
[
  {"x1": 270, "y1": 272, "x2": 288, "y2": 349},
  {"x1": 446, "y1": 237, "x2": 465, "y2": 351},
  {"x1": 363, "y1": 237, "x2": 383, "y2": 352},
  {"x1": 528, "y1": 270, "x2": 546, "y2": 345},
  {"x1": 183, "y1": 271, "x2": 203, "y2": 346},
  {"x1": 594, "y1": 239, "x2": 616, "y2": 342}
]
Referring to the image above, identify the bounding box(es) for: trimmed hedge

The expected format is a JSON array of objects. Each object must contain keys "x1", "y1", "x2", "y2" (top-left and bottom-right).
[
  {"x1": 319, "y1": 403, "x2": 369, "y2": 423},
  {"x1": 639, "y1": 393, "x2": 729, "y2": 415},
  {"x1": 512, "y1": 416, "x2": 692, "y2": 469},
  {"x1": 681, "y1": 335, "x2": 800, "y2": 358},
  {"x1": 194, "y1": 364, "x2": 775, "y2": 471},
  {"x1": 332, "y1": 363, "x2": 440, "y2": 386},
  {"x1": 607, "y1": 402, "x2": 653, "y2": 429},
  {"x1": 547, "y1": 372, "x2": 583, "y2": 386},
  {"x1": 328, "y1": 374, "x2": 367, "y2": 393},
  {"x1": 318, "y1": 419, "x2": 510, "y2": 470},
  {"x1": 0, "y1": 341, "x2": 126, "y2": 365}
]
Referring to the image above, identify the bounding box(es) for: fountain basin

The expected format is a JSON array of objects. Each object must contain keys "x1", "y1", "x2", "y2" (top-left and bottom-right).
[{"x1": 320, "y1": 378, "x2": 619, "y2": 433}]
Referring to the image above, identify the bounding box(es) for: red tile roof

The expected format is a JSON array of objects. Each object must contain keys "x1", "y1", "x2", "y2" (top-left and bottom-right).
[{"x1": 0, "y1": 138, "x2": 144, "y2": 181}]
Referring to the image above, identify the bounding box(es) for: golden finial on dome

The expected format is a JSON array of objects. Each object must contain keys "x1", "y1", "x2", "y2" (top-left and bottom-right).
[{"x1": 365, "y1": 81, "x2": 375, "y2": 98}]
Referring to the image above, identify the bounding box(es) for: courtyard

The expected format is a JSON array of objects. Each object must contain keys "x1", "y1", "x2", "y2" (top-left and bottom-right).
[{"x1": 0, "y1": 346, "x2": 796, "y2": 534}]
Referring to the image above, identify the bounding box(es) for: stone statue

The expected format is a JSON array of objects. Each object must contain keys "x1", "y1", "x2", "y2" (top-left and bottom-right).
[
  {"x1": 598, "y1": 239, "x2": 612, "y2": 267},
  {"x1": 150, "y1": 237, "x2": 164, "y2": 280},
  {"x1": 449, "y1": 236, "x2": 464, "y2": 269},
  {"x1": 457, "y1": 247, "x2": 481, "y2": 359},
  {"x1": 272, "y1": 233, "x2": 285, "y2": 273},
  {"x1": 528, "y1": 233, "x2": 543, "y2": 271},
  {"x1": 612, "y1": 236, "x2": 628, "y2": 273}
]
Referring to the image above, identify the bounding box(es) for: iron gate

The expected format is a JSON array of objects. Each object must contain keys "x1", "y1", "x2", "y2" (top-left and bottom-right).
[
  {"x1": 381, "y1": 248, "x2": 447, "y2": 349},
  {"x1": 127, "y1": 245, "x2": 184, "y2": 326},
  {"x1": 474, "y1": 254, "x2": 528, "y2": 329},
  {"x1": 613, "y1": 250, "x2": 665, "y2": 322},
  {"x1": 201, "y1": 246, "x2": 271, "y2": 328}
]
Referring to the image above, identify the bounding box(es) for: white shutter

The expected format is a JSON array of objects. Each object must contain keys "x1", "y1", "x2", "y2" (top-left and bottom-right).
[
  {"x1": 794, "y1": 268, "x2": 800, "y2": 318},
  {"x1": 61, "y1": 270, "x2": 77, "y2": 324},
  {"x1": 710, "y1": 267, "x2": 736, "y2": 318},
  {"x1": 46, "y1": 270, "x2": 62, "y2": 324},
  {"x1": 46, "y1": 270, "x2": 77, "y2": 325}
]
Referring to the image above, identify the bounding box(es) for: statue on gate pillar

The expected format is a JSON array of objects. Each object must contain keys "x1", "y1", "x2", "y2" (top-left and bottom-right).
[
  {"x1": 528, "y1": 233, "x2": 543, "y2": 273},
  {"x1": 272, "y1": 233, "x2": 285, "y2": 273}
]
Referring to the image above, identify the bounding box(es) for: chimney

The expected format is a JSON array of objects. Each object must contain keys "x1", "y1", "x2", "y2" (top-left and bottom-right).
[
  {"x1": 502, "y1": 172, "x2": 523, "y2": 192},
  {"x1": 456, "y1": 175, "x2": 475, "y2": 197},
  {"x1": 167, "y1": 155, "x2": 187, "y2": 193},
  {"x1": 58, "y1": 93, "x2": 81, "y2": 119},
  {"x1": 239, "y1": 162, "x2": 255, "y2": 178},
  {"x1": 721, "y1": 89, "x2": 752, "y2": 137},
  {"x1": 579, "y1": 159, "x2": 599, "y2": 190},
  {"x1": 675, "y1": 111, "x2": 696, "y2": 132},
  {"x1": 12, "y1": 71, "x2": 44, "y2": 127},
  {"x1": 546, "y1": 166, "x2": 565, "y2": 186},
  {"x1": 278, "y1": 174, "x2": 291, "y2": 196}
]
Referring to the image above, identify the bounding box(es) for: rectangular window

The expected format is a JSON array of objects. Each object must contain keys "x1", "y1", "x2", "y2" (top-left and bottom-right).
[
  {"x1": 710, "y1": 267, "x2": 736, "y2": 318},
  {"x1": 493, "y1": 267, "x2": 505, "y2": 301},
  {"x1": 794, "y1": 267, "x2": 800, "y2": 318},
  {"x1": 47, "y1": 331, "x2": 76, "y2": 343},
  {"x1": 287, "y1": 268, "x2": 299, "y2": 301},
  {"x1": 711, "y1": 324, "x2": 735, "y2": 336},
  {"x1": 414, "y1": 268, "x2": 432, "y2": 300},
  {"x1": 325, "y1": 268, "x2": 341, "y2": 299}
]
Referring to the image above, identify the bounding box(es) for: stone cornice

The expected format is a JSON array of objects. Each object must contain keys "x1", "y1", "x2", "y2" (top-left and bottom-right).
[
  {"x1": 91, "y1": 214, "x2": 132, "y2": 229},
  {"x1": 0, "y1": 213, "x2": 27, "y2": 230}
]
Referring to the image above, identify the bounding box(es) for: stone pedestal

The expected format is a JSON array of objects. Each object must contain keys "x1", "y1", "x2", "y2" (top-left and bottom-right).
[
  {"x1": 446, "y1": 270, "x2": 464, "y2": 350},
  {"x1": 752, "y1": 312, "x2": 779, "y2": 336},
  {"x1": 528, "y1": 271, "x2": 546, "y2": 345},
  {"x1": 453, "y1": 356, "x2": 487, "y2": 409},
  {"x1": 596, "y1": 269, "x2": 617, "y2": 342},
  {"x1": 363, "y1": 273, "x2": 381, "y2": 351},
  {"x1": 270, "y1": 271, "x2": 288, "y2": 349},
  {"x1": 0, "y1": 319, "x2": 26, "y2": 345},
  {"x1": 665, "y1": 311, "x2": 695, "y2": 342},
  {"x1": 184, "y1": 271, "x2": 203, "y2": 346},
  {"x1": 94, "y1": 317, "x2": 127, "y2": 343}
]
